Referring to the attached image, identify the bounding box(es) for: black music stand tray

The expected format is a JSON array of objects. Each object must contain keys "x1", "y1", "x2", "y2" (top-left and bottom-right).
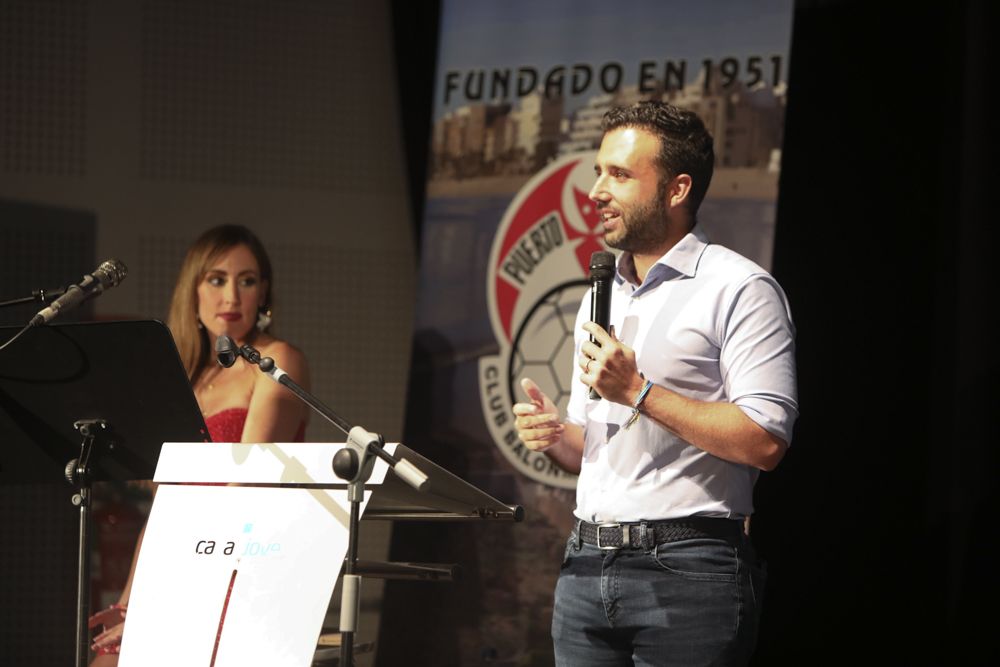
[{"x1": 0, "y1": 320, "x2": 208, "y2": 667}]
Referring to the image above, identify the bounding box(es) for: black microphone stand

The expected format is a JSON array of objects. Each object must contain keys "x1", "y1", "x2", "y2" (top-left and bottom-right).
[
  {"x1": 218, "y1": 336, "x2": 427, "y2": 666},
  {"x1": 0, "y1": 285, "x2": 67, "y2": 309},
  {"x1": 66, "y1": 419, "x2": 112, "y2": 667},
  {"x1": 0, "y1": 287, "x2": 67, "y2": 352}
]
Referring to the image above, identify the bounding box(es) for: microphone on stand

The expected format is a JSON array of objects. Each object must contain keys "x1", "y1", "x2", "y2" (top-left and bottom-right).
[
  {"x1": 30, "y1": 259, "x2": 128, "y2": 326},
  {"x1": 215, "y1": 334, "x2": 239, "y2": 368},
  {"x1": 588, "y1": 251, "x2": 615, "y2": 400}
]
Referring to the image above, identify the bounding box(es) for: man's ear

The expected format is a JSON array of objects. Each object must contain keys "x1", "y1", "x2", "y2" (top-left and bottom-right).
[{"x1": 666, "y1": 174, "x2": 693, "y2": 210}]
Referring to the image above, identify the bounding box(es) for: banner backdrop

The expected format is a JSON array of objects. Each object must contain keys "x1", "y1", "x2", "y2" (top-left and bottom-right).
[{"x1": 402, "y1": 1, "x2": 793, "y2": 661}]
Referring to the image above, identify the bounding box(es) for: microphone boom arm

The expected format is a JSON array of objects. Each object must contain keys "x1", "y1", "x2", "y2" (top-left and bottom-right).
[
  {"x1": 218, "y1": 335, "x2": 427, "y2": 667},
  {"x1": 225, "y1": 338, "x2": 428, "y2": 491}
]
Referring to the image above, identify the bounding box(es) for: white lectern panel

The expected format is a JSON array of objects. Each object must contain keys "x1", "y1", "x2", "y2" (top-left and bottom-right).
[{"x1": 119, "y1": 482, "x2": 367, "y2": 666}]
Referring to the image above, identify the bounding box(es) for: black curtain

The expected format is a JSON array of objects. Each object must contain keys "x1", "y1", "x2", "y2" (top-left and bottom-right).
[{"x1": 756, "y1": 1, "x2": 997, "y2": 664}]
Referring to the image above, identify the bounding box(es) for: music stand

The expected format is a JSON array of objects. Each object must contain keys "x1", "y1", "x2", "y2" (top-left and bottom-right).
[{"x1": 0, "y1": 320, "x2": 209, "y2": 667}]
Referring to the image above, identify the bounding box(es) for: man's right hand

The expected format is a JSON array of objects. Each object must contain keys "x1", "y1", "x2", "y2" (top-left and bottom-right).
[{"x1": 512, "y1": 378, "x2": 564, "y2": 451}]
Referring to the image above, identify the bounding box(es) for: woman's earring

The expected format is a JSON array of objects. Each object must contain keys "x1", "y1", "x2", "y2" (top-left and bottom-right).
[
  {"x1": 197, "y1": 318, "x2": 204, "y2": 330},
  {"x1": 256, "y1": 307, "x2": 273, "y2": 332}
]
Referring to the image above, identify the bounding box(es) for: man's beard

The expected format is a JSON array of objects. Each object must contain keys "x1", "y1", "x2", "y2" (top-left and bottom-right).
[{"x1": 604, "y1": 180, "x2": 669, "y2": 255}]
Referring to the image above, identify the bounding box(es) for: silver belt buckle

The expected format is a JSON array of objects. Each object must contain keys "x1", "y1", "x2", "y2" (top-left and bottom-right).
[{"x1": 596, "y1": 522, "x2": 622, "y2": 550}]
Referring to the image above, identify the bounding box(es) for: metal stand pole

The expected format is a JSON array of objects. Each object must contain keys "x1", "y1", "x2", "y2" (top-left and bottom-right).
[
  {"x1": 67, "y1": 419, "x2": 108, "y2": 667},
  {"x1": 73, "y1": 483, "x2": 91, "y2": 667},
  {"x1": 338, "y1": 482, "x2": 365, "y2": 667}
]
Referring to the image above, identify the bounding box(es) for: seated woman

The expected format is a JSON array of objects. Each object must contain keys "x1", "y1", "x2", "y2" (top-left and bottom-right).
[
  {"x1": 89, "y1": 224, "x2": 309, "y2": 664},
  {"x1": 171, "y1": 224, "x2": 309, "y2": 444}
]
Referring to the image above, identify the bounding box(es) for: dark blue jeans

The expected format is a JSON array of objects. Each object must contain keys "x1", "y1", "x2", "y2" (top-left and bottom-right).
[{"x1": 552, "y1": 526, "x2": 766, "y2": 666}]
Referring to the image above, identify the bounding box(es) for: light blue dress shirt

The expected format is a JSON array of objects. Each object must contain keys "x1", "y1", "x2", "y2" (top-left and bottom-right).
[{"x1": 566, "y1": 227, "x2": 798, "y2": 522}]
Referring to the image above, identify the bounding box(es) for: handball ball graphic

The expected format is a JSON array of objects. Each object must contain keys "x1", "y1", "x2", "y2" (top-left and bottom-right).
[{"x1": 509, "y1": 280, "x2": 590, "y2": 414}]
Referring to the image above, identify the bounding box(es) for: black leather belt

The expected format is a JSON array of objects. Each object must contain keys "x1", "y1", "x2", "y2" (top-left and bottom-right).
[{"x1": 577, "y1": 517, "x2": 742, "y2": 550}]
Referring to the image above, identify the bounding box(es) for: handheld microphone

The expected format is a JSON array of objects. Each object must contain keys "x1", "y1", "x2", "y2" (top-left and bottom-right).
[
  {"x1": 30, "y1": 259, "x2": 128, "y2": 326},
  {"x1": 588, "y1": 251, "x2": 615, "y2": 400}
]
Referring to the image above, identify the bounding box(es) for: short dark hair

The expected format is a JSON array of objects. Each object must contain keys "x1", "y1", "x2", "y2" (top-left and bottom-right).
[{"x1": 601, "y1": 101, "x2": 715, "y2": 215}]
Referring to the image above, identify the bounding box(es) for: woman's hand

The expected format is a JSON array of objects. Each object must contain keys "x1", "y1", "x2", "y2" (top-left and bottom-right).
[{"x1": 89, "y1": 604, "x2": 127, "y2": 654}]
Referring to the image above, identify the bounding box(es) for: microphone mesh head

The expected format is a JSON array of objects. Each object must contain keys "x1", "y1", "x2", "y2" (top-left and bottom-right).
[
  {"x1": 589, "y1": 251, "x2": 615, "y2": 280},
  {"x1": 95, "y1": 259, "x2": 128, "y2": 287},
  {"x1": 215, "y1": 334, "x2": 238, "y2": 368}
]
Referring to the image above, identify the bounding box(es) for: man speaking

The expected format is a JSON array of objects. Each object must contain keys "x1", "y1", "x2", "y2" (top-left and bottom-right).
[{"x1": 513, "y1": 101, "x2": 798, "y2": 666}]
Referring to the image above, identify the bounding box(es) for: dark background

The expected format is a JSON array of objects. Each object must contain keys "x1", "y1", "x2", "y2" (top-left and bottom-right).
[{"x1": 385, "y1": 0, "x2": 997, "y2": 665}]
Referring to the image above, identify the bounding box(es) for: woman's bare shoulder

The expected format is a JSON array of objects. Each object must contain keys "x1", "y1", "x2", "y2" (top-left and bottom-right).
[{"x1": 255, "y1": 336, "x2": 308, "y2": 372}]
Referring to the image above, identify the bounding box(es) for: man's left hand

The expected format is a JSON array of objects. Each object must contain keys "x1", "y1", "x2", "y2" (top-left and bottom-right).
[{"x1": 580, "y1": 322, "x2": 646, "y2": 406}]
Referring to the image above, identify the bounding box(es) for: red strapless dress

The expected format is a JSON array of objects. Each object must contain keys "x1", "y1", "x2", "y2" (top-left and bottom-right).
[{"x1": 204, "y1": 407, "x2": 306, "y2": 442}]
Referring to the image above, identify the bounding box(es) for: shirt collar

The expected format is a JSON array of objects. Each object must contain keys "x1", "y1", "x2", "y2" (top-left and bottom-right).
[{"x1": 616, "y1": 226, "x2": 710, "y2": 291}]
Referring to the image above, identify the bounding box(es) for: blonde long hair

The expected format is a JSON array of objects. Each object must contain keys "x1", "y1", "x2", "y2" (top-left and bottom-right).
[{"x1": 167, "y1": 225, "x2": 274, "y2": 384}]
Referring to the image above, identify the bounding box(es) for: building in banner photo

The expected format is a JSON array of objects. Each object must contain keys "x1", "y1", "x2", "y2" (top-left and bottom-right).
[{"x1": 432, "y1": 65, "x2": 785, "y2": 186}]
